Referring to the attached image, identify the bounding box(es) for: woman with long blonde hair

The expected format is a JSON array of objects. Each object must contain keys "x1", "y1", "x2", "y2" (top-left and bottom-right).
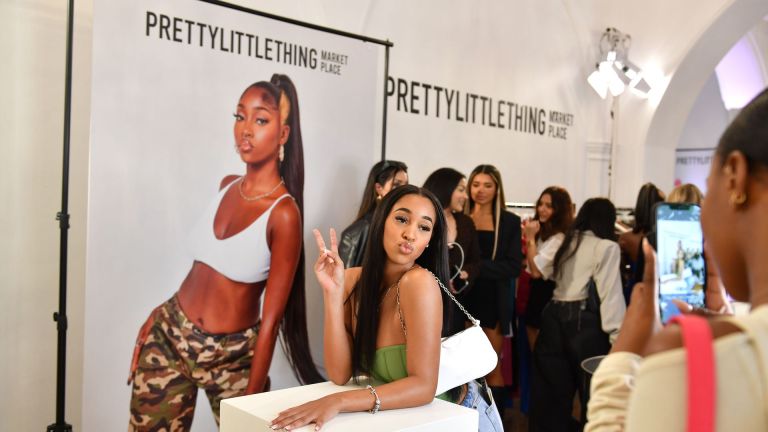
[{"x1": 464, "y1": 164, "x2": 522, "y2": 412}]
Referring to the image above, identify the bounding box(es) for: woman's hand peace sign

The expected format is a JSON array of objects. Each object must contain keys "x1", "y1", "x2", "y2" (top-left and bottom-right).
[{"x1": 312, "y1": 228, "x2": 345, "y2": 304}]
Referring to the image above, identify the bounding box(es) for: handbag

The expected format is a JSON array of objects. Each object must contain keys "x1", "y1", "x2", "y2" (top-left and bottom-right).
[
  {"x1": 430, "y1": 273, "x2": 498, "y2": 395},
  {"x1": 584, "y1": 277, "x2": 613, "y2": 343},
  {"x1": 585, "y1": 277, "x2": 601, "y2": 314}
]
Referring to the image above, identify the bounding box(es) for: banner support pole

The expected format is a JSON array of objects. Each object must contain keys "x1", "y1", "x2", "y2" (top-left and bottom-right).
[
  {"x1": 48, "y1": 0, "x2": 75, "y2": 430},
  {"x1": 381, "y1": 44, "x2": 391, "y2": 160}
]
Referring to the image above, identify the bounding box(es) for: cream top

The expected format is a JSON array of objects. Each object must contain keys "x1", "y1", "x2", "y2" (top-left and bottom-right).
[
  {"x1": 586, "y1": 305, "x2": 768, "y2": 431},
  {"x1": 552, "y1": 231, "x2": 626, "y2": 341}
]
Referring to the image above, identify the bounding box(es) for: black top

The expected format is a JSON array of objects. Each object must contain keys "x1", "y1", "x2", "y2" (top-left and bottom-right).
[
  {"x1": 462, "y1": 210, "x2": 522, "y2": 334},
  {"x1": 477, "y1": 231, "x2": 494, "y2": 259},
  {"x1": 445, "y1": 213, "x2": 481, "y2": 334},
  {"x1": 478, "y1": 210, "x2": 522, "y2": 282},
  {"x1": 449, "y1": 212, "x2": 481, "y2": 294}
]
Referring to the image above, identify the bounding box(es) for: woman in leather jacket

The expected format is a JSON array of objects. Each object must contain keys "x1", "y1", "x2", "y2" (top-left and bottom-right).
[{"x1": 339, "y1": 160, "x2": 408, "y2": 267}]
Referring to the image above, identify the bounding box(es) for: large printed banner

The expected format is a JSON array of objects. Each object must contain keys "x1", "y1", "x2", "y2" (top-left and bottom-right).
[
  {"x1": 83, "y1": 0, "x2": 382, "y2": 429},
  {"x1": 674, "y1": 148, "x2": 715, "y2": 193},
  {"x1": 353, "y1": 1, "x2": 590, "y2": 204}
]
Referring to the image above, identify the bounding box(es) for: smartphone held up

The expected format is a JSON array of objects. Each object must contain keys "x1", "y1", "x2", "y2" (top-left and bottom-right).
[{"x1": 650, "y1": 203, "x2": 706, "y2": 324}]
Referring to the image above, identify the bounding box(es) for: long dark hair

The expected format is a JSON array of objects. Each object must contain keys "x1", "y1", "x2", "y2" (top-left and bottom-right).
[
  {"x1": 467, "y1": 164, "x2": 506, "y2": 259},
  {"x1": 355, "y1": 160, "x2": 409, "y2": 221},
  {"x1": 534, "y1": 186, "x2": 573, "y2": 242},
  {"x1": 349, "y1": 185, "x2": 452, "y2": 382},
  {"x1": 422, "y1": 167, "x2": 465, "y2": 209},
  {"x1": 632, "y1": 183, "x2": 664, "y2": 234},
  {"x1": 553, "y1": 198, "x2": 617, "y2": 279},
  {"x1": 246, "y1": 74, "x2": 322, "y2": 384},
  {"x1": 717, "y1": 88, "x2": 768, "y2": 170}
]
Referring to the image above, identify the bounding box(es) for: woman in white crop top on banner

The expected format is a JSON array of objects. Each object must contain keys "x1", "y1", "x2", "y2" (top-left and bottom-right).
[{"x1": 127, "y1": 74, "x2": 322, "y2": 430}]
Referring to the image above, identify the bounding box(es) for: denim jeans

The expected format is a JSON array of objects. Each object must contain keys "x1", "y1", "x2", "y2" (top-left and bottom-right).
[{"x1": 460, "y1": 379, "x2": 504, "y2": 432}]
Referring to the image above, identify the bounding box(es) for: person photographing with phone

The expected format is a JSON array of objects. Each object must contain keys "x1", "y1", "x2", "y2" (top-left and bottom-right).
[{"x1": 585, "y1": 88, "x2": 768, "y2": 431}]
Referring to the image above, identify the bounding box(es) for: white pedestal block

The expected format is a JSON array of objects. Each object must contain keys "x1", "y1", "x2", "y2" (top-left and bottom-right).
[{"x1": 221, "y1": 381, "x2": 478, "y2": 432}]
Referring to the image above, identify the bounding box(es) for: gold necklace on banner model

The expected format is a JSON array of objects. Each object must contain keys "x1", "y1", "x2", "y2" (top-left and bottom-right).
[{"x1": 238, "y1": 177, "x2": 284, "y2": 201}]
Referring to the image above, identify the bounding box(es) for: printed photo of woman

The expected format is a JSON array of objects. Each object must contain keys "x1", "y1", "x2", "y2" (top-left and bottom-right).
[{"x1": 127, "y1": 74, "x2": 322, "y2": 431}]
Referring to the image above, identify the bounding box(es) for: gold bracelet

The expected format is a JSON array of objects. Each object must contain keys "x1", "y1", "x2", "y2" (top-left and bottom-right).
[{"x1": 366, "y1": 385, "x2": 381, "y2": 414}]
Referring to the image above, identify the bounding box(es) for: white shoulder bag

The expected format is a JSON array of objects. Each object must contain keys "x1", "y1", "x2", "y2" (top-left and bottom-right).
[
  {"x1": 395, "y1": 271, "x2": 498, "y2": 396},
  {"x1": 432, "y1": 273, "x2": 498, "y2": 395}
]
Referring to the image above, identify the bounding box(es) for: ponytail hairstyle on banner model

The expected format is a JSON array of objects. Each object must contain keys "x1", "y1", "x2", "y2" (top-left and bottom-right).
[
  {"x1": 467, "y1": 164, "x2": 506, "y2": 260},
  {"x1": 246, "y1": 74, "x2": 322, "y2": 384},
  {"x1": 349, "y1": 185, "x2": 452, "y2": 382},
  {"x1": 553, "y1": 197, "x2": 617, "y2": 279},
  {"x1": 534, "y1": 186, "x2": 573, "y2": 242}
]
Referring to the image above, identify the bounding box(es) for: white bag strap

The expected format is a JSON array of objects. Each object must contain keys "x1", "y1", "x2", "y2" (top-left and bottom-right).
[{"x1": 448, "y1": 241, "x2": 465, "y2": 281}]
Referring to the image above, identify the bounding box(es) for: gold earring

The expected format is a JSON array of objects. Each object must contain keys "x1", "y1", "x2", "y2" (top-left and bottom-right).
[
  {"x1": 730, "y1": 191, "x2": 747, "y2": 207},
  {"x1": 279, "y1": 145, "x2": 285, "y2": 162}
]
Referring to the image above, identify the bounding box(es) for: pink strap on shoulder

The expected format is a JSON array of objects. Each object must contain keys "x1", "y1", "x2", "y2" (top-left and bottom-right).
[{"x1": 669, "y1": 314, "x2": 716, "y2": 432}]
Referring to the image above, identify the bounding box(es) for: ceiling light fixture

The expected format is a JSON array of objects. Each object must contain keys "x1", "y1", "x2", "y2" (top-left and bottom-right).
[{"x1": 587, "y1": 28, "x2": 652, "y2": 99}]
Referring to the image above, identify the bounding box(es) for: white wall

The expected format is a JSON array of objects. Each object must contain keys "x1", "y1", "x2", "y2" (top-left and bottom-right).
[
  {"x1": 4, "y1": 1, "x2": 768, "y2": 430},
  {"x1": 1, "y1": 0, "x2": 92, "y2": 430},
  {"x1": 642, "y1": 0, "x2": 768, "y2": 197},
  {"x1": 678, "y1": 74, "x2": 730, "y2": 151},
  {"x1": 245, "y1": 0, "x2": 768, "y2": 208}
]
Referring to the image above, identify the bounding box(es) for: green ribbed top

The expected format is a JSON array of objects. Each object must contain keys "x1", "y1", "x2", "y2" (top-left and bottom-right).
[{"x1": 371, "y1": 344, "x2": 451, "y2": 401}]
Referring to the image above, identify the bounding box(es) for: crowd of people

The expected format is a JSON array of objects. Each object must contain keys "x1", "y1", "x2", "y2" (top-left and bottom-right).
[
  {"x1": 277, "y1": 88, "x2": 767, "y2": 432},
  {"x1": 129, "y1": 83, "x2": 768, "y2": 431}
]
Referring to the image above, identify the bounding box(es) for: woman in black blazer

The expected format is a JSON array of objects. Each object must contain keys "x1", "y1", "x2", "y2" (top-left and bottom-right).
[{"x1": 464, "y1": 164, "x2": 522, "y2": 411}]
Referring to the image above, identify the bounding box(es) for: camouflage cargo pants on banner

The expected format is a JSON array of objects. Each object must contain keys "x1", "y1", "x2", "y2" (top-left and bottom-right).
[{"x1": 128, "y1": 295, "x2": 258, "y2": 431}]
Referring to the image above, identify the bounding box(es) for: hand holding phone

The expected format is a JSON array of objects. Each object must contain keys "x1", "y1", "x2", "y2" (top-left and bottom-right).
[{"x1": 610, "y1": 238, "x2": 660, "y2": 355}]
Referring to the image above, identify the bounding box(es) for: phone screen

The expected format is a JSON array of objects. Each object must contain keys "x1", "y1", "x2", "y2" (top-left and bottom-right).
[{"x1": 655, "y1": 203, "x2": 706, "y2": 324}]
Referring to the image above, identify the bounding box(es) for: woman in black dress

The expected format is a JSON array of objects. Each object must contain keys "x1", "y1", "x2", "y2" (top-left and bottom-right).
[{"x1": 423, "y1": 168, "x2": 481, "y2": 333}]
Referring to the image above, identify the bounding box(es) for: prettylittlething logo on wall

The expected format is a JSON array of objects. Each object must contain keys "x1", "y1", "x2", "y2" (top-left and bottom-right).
[
  {"x1": 144, "y1": 10, "x2": 349, "y2": 76},
  {"x1": 387, "y1": 76, "x2": 573, "y2": 140}
]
